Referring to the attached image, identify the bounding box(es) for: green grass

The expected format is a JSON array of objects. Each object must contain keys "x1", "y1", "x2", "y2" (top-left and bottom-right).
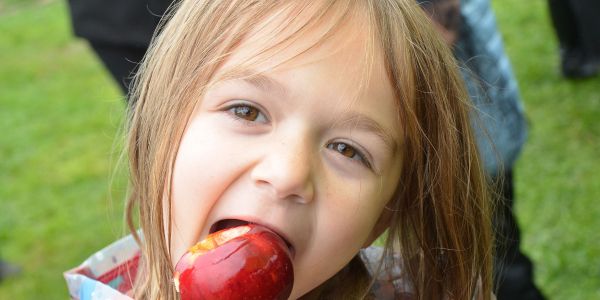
[
  {"x1": 0, "y1": 1, "x2": 127, "y2": 298},
  {"x1": 1, "y1": 0, "x2": 599, "y2": 299},
  {"x1": 493, "y1": 0, "x2": 600, "y2": 299}
]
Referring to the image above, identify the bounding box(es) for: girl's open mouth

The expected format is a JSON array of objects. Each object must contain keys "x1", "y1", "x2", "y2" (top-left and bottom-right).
[{"x1": 209, "y1": 219, "x2": 295, "y2": 258}]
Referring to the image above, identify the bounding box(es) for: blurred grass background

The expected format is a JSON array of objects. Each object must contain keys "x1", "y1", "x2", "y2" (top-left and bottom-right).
[
  {"x1": 0, "y1": 0, "x2": 599, "y2": 299},
  {"x1": 0, "y1": 0, "x2": 127, "y2": 298}
]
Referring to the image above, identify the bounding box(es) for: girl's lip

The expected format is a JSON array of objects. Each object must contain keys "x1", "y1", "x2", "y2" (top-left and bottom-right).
[{"x1": 208, "y1": 218, "x2": 296, "y2": 258}]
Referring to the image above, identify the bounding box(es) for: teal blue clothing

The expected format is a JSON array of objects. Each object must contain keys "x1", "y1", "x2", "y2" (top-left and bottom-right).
[
  {"x1": 453, "y1": 1, "x2": 545, "y2": 299},
  {"x1": 454, "y1": 0, "x2": 527, "y2": 176}
]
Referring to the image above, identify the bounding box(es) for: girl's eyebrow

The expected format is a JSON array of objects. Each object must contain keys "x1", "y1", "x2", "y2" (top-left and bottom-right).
[
  {"x1": 240, "y1": 73, "x2": 289, "y2": 98},
  {"x1": 335, "y1": 112, "x2": 398, "y2": 154}
]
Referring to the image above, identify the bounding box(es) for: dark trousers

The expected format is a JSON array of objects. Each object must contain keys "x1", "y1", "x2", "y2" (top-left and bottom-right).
[
  {"x1": 548, "y1": 0, "x2": 600, "y2": 58},
  {"x1": 89, "y1": 41, "x2": 147, "y2": 98},
  {"x1": 494, "y1": 171, "x2": 545, "y2": 300}
]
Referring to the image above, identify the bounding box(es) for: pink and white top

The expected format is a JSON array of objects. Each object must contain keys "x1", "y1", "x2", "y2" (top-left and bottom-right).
[{"x1": 64, "y1": 234, "x2": 414, "y2": 300}]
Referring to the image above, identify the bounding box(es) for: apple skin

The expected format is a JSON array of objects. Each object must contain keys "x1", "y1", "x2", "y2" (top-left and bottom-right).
[{"x1": 174, "y1": 224, "x2": 294, "y2": 300}]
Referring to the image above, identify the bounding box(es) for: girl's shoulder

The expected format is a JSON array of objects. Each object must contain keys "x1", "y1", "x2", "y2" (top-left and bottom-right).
[
  {"x1": 360, "y1": 246, "x2": 415, "y2": 300},
  {"x1": 64, "y1": 234, "x2": 140, "y2": 300},
  {"x1": 361, "y1": 247, "x2": 489, "y2": 300}
]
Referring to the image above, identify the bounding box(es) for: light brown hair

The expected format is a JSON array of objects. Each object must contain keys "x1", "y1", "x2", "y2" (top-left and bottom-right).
[{"x1": 125, "y1": 0, "x2": 493, "y2": 299}]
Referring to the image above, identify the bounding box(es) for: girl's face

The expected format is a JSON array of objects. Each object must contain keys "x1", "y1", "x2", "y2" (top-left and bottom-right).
[{"x1": 170, "y1": 17, "x2": 403, "y2": 298}]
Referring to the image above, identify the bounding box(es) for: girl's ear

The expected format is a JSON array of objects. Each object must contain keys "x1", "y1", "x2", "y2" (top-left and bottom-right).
[{"x1": 362, "y1": 205, "x2": 393, "y2": 248}]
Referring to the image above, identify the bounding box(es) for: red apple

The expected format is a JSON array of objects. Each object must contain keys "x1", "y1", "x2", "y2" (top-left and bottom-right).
[{"x1": 174, "y1": 224, "x2": 294, "y2": 300}]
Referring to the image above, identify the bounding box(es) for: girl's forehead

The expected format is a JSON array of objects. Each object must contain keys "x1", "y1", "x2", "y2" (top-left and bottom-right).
[{"x1": 215, "y1": 3, "x2": 378, "y2": 81}]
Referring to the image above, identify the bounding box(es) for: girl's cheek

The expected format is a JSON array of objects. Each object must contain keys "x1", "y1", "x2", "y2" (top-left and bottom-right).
[{"x1": 169, "y1": 117, "x2": 255, "y2": 262}]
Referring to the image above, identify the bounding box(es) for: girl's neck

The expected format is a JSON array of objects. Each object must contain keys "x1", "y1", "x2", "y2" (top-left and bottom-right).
[{"x1": 299, "y1": 255, "x2": 373, "y2": 300}]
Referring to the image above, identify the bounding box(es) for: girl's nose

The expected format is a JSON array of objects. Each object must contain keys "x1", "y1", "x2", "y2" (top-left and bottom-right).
[{"x1": 250, "y1": 136, "x2": 315, "y2": 204}]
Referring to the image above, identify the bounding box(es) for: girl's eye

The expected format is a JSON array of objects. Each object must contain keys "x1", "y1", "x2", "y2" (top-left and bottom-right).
[
  {"x1": 327, "y1": 142, "x2": 371, "y2": 168},
  {"x1": 226, "y1": 103, "x2": 268, "y2": 123}
]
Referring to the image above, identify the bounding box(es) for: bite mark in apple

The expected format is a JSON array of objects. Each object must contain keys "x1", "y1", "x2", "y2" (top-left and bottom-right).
[{"x1": 174, "y1": 224, "x2": 294, "y2": 300}]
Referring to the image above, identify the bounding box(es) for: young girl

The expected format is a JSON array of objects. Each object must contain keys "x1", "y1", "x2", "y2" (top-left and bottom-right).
[{"x1": 65, "y1": 0, "x2": 493, "y2": 299}]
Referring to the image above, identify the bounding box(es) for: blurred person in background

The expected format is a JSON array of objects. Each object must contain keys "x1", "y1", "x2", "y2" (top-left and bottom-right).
[
  {"x1": 547, "y1": 0, "x2": 600, "y2": 79},
  {"x1": 419, "y1": 0, "x2": 546, "y2": 299},
  {"x1": 66, "y1": 0, "x2": 172, "y2": 98}
]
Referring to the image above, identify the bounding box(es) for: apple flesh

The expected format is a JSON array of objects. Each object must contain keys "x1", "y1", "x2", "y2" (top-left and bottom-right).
[{"x1": 174, "y1": 224, "x2": 294, "y2": 300}]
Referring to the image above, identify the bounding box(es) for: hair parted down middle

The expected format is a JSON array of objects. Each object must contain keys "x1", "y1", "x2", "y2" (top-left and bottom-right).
[{"x1": 125, "y1": 0, "x2": 493, "y2": 299}]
